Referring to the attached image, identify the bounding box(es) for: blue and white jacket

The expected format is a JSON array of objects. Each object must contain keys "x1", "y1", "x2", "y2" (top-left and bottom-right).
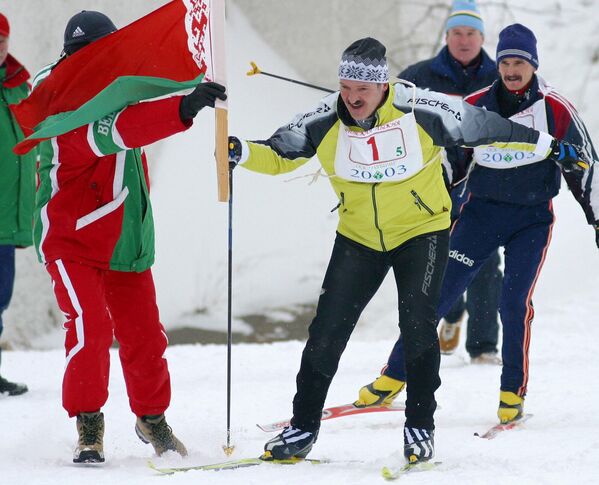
[{"x1": 464, "y1": 75, "x2": 599, "y2": 224}]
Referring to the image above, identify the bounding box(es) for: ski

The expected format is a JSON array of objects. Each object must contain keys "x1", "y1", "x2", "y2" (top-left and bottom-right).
[
  {"x1": 474, "y1": 413, "x2": 533, "y2": 439},
  {"x1": 148, "y1": 457, "x2": 326, "y2": 474},
  {"x1": 257, "y1": 402, "x2": 406, "y2": 432},
  {"x1": 381, "y1": 461, "x2": 441, "y2": 480}
]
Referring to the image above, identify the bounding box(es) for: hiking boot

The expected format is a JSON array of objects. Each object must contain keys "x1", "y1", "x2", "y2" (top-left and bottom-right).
[
  {"x1": 471, "y1": 352, "x2": 502, "y2": 365},
  {"x1": 0, "y1": 375, "x2": 28, "y2": 396},
  {"x1": 135, "y1": 414, "x2": 188, "y2": 456},
  {"x1": 498, "y1": 390, "x2": 524, "y2": 424},
  {"x1": 74, "y1": 411, "x2": 105, "y2": 463},
  {"x1": 262, "y1": 426, "x2": 318, "y2": 460},
  {"x1": 403, "y1": 426, "x2": 434, "y2": 463},
  {"x1": 439, "y1": 318, "x2": 462, "y2": 354},
  {"x1": 354, "y1": 375, "x2": 406, "y2": 408}
]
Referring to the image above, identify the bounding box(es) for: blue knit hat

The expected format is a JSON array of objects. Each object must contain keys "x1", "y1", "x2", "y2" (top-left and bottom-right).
[
  {"x1": 496, "y1": 24, "x2": 539, "y2": 69},
  {"x1": 446, "y1": 0, "x2": 484, "y2": 34}
]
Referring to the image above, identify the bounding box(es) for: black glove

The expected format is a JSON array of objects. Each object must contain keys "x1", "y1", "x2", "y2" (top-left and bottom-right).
[
  {"x1": 595, "y1": 223, "x2": 599, "y2": 249},
  {"x1": 548, "y1": 139, "x2": 590, "y2": 173},
  {"x1": 179, "y1": 82, "x2": 227, "y2": 120},
  {"x1": 228, "y1": 136, "x2": 242, "y2": 166}
]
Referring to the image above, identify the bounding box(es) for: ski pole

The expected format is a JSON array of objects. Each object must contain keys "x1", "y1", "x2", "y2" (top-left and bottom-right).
[
  {"x1": 246, "y1": 61, "x2": 335, "y2": 94},
  {"x1": 223, "y1": 161, "x2": 236, "y2": 456}
]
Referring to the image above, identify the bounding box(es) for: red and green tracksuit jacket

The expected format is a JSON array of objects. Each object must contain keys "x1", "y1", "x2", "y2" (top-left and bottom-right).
[
  {"x1": 0, "y1": 54, "x2": 36, "y2": 247},
  {"x1": 34, "y1": 96, "x2": 191, "y2": 271}
]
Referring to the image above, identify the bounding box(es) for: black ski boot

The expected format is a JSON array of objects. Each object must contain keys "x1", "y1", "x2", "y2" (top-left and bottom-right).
[
  {"x1": 403, "y1": 426, "x2": 434, "y2": 463},
  {"x1": 262, "y1": 426, "x2": 318, "y2": 460},
  {"x1": 0, "y1": 375, "x2": 28, "y2": 396}
]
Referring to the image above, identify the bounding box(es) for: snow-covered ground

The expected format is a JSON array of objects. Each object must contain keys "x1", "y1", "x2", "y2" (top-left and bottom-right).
[
  {"x1": 2, "y1": 0, "x2": 599, "y2": 483},
  {"x1": 2, "y1": 251, "x2": 598, "y2": 485}
]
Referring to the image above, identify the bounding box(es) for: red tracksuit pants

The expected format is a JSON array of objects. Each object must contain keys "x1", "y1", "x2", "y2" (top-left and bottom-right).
[{"x1": 46, "y1": 260, "x2": 171, "y2": 418}]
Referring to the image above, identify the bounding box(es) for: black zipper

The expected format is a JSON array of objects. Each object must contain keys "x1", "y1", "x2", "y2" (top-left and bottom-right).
[
  {"x1": 411, "y1": 190, "x2": 434, "y2": 215},
  {"x1": 330, "y1": 192, "x2": 345, "y2": 213},
  {"x1": 372, "y1": 184, "x2": 386, "y2": 251}
]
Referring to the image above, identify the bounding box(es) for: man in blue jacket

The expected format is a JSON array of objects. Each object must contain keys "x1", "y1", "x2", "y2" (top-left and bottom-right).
[
  {"x1": 439, "y1": 23, "x2": 598, "y2": 423},
  {"x1": 356, "y1": 0, "x2": 502, "y2": 408},
  {"x1": 363, "y1": 23, "x2": 598, "y2": 424}
]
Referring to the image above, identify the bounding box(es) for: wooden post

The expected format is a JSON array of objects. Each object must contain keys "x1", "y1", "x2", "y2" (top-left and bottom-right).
[
  {"x1": 212, "y1": 0, "x2": 228, "y2": 202},
  {"x1": 215, "y1": 107, "x2": 228, "y2": 201}
]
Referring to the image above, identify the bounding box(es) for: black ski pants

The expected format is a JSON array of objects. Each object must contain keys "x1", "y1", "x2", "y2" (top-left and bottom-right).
[{"x1": 290, "y1": 230, "x2": 449, "y2": 432}]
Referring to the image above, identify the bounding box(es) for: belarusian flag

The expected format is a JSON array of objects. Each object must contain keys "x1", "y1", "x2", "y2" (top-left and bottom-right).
[{"x1": 12, "y1": 0, "x2": 226, "y2": 156}]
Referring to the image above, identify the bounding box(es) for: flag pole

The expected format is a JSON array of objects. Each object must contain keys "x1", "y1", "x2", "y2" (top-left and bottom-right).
[
  {"x1": 213, "y1": 0, "x2": 229, "y2": 203},
  {"x1": 215, "y1": 108, "x2": 229, "y2": 201}
]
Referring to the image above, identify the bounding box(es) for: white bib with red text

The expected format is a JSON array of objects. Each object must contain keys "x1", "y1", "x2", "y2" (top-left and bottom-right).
[{"x1": 334, "y1": 112, "x2": 424, "y2": 183}]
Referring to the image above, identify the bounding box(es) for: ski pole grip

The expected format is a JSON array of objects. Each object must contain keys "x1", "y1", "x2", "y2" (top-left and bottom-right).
[{"x1": 247, "y1": 61, "x2": 261, "y2": 76}]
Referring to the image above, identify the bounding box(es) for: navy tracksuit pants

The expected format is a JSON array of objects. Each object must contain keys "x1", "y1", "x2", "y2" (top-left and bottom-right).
[
  {"x1": 385, "y1": 197, "x2": 554, "y2": 396},
  {"x1": 444, "y1": 184, "x2": 501, "y2": 357},
  {"x1": 443, "y1": 243, "x2": 501, "y2": 356},
  {"x1": 0, "y1": 245, "x2": 16, "y2": 339}
]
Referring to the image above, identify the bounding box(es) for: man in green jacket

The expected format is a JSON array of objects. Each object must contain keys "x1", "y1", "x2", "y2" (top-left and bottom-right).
[{"x1": 0, "y1": 12, "x2": 34, "y2": 396}]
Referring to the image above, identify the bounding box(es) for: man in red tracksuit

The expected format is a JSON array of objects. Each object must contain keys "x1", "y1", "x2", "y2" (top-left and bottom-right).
[{"x1": 30, "y1": 11, "x2": 226, "y2": 464}]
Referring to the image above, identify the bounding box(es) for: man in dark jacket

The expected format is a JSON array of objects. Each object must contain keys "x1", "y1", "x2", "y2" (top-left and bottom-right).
[
  {"x1": 0, "y1": 12, "x2": 34, "y2": 397},
  {"x1": 356, "y1": 0, "x2": 502, "y2": 409},
  {"x1": 365, "y1": 23, "x2": 598, "y2": 425},
  {"x1": 435, "y1": 23, "x2": 597, "y2": 423},
  {"x1": 398, "y1": 0, "x2": 496, "y2": 96}
]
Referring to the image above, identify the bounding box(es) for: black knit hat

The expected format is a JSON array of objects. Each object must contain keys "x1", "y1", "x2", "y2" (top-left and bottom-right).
[
  {"x1": 63, "y1": 10, "x2": 117, "y2": 55},
  {"x1": 338, "y1": 37, "x2": 389, "y2": 83}
]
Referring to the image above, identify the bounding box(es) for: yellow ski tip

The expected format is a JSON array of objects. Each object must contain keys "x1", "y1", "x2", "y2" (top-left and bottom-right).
[
  {"x1": 247, "y1": 61, "x2": 261, "y2": 76},
  {"x1": 381, "y1": 466, "x2": 396, "y2": 480}
]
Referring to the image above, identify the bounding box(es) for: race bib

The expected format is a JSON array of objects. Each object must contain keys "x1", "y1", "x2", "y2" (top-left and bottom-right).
[
  {"x1": 334, "y1": 114, "x2": 424, "y2": 182},
  {"x1": 474, "y1": 99, "x2": 549, "y2": 169}
]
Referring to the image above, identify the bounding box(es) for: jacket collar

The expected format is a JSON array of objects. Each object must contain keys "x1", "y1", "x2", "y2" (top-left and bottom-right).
[
  {"x1": 430, "y1": 46, "x2": 496, "y2": 85},
  {"x1": 481, "y1": 75, "x2": 542, "y2": 116},
  {"x1": 1, "y1": 54, "x2": 30, "y2": 88}
]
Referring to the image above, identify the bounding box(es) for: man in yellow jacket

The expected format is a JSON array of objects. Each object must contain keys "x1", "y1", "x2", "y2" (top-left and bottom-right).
[{"x1": 228, "y1": 37, "x2": 586, "y2": 464}]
